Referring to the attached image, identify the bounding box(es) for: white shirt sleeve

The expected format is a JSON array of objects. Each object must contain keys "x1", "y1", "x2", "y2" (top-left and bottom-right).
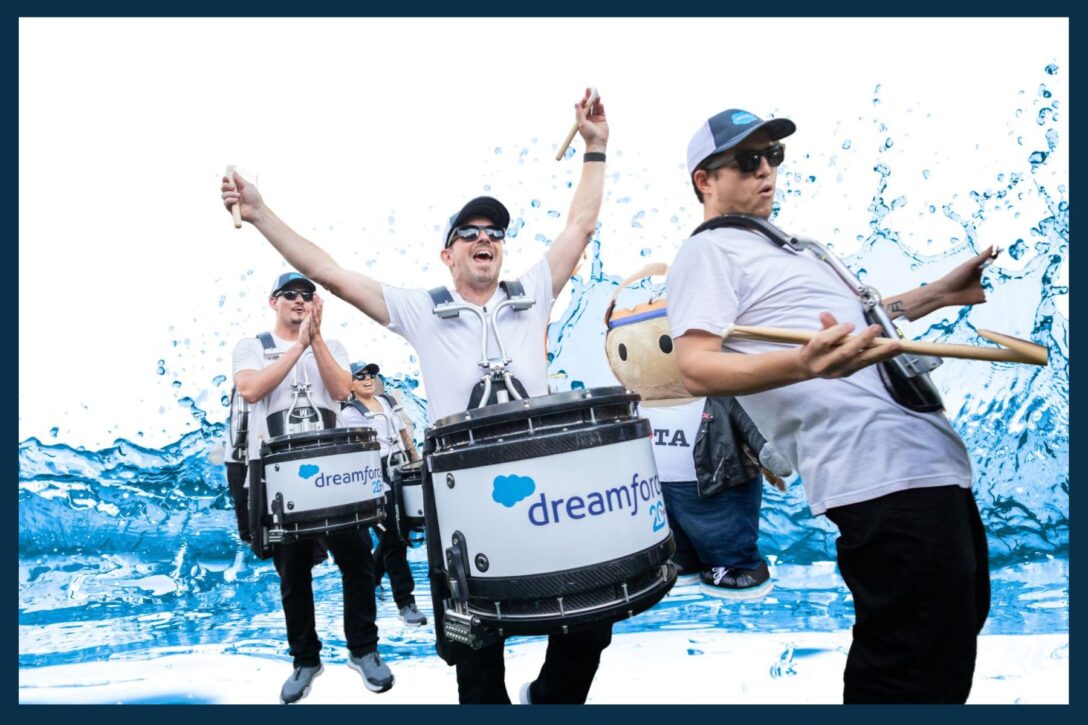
[
  {"x1": 232, "y1": 337, "x2": 264, "y2": 379},
  {"x1": 382, "y1": 284, "x2": 432, "y2": 343},
  {"x1": 667, "y1": 235, "x2": 741, "y2": 339}
]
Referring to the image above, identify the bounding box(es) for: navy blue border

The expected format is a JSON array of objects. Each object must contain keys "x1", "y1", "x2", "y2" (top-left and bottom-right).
[{"x1": 11, "y1": 3, "x2": 1076, "y2": 723}]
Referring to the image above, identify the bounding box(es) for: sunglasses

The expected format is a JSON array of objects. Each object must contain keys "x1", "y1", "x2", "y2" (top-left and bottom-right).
[
  {"x1": 704, "y1": 143, "x2": 786, "y2": 174},
  {"x1": 448, "y1": 225, "x2": 506, "y2": 246},
  {"x1": 276, "y1": 289, "x2": 314, "y2": 302},
  {"x1": 353, "y1": 372, "x2": 377, "y2": 381}
]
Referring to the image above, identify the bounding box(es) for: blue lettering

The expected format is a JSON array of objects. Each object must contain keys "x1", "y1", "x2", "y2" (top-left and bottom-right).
[
  {"x1": 550, "y1": 497, "x2": 566, "y2": 523},
  {"x1": 566, "y1": 496, "x2": 586, "y2": 520},
  {"x1": 586, "y1": 492, "x2": 606, "y2": 515},
  {"x1": 528, "y1": 493, "x2": 550, "y2": 526}
]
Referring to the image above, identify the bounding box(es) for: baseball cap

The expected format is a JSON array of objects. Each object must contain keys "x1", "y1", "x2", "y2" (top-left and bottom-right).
[
  {"x1": 687, "y1": 109, "x2": 796, "y2": 175},
  {"x1": 350, "y1": 361, "x2": 381, "y2": 378},
  {"x1": 270, "y1": 272, "x2": 316, "y2": 297},
  {"x1": 441, "y1": 196, "x2": 511, "y2": 248}
]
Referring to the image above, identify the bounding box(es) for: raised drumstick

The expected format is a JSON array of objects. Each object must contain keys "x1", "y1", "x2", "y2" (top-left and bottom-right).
[
  {"x1": 226, "y1": 165, "x2": 242, "y2": 229},
  {"x1": 555, "y1": 88, "x2": 599, "y2": 161},
  {"x1": 724, "y1": 324, "x2": 1047, "y2": 366}
]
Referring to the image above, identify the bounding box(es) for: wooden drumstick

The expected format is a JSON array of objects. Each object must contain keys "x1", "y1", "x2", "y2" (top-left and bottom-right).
[
  {"x1": 724, "y1": 324, "x2": 1047, "y2": 366},
  {"x1": 976, "y1": 329, "x2": 1049, "y2": 365},
  {"x1": 226, "y1": 165, "x2": 242, "y2": 229},
  {"x1": 555, "y1": 88, "x2": 599, "y2": 161}
]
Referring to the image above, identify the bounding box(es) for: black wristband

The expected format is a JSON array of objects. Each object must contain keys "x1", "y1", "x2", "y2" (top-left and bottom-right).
[{"x1": 583, "y1": 152, "x2": 606, "y2": 163}]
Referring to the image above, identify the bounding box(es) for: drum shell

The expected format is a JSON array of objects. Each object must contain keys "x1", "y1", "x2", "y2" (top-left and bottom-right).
[
  {"x1": 393, "y1": 461, "x2": 426, "y2": 534},
  {"x1": 260, "y1": 428, "x2": 385, "y2": 539},
  {"x1": 425, "y1": 387, "x2": 675, "y2": 635}
]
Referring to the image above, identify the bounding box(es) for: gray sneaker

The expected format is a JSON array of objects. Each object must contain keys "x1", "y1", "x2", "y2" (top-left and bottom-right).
[
  {"x1": 348, "y1": 651, "x2": 395, "y2": 693},
  {"x1": 279, "y1": 664, "x2": 323, "y2": 704},
  {"x1": 399, "y1": 603, "x2": 427, "y2": 626}
]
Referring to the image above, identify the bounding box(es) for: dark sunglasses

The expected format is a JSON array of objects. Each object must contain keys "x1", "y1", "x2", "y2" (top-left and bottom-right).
[
  {"x1": 448, "y1": 225, "x2": 506, "y2": 246},
  {"x1": 705, "y1": 143, "x2": 786, "y2": 174},
  {"x1": 353, "y1": 372, "x2": 377, "y2": 381},
  {"x1": 277, "y1": 289, "x2": 314, "y2": 302}
]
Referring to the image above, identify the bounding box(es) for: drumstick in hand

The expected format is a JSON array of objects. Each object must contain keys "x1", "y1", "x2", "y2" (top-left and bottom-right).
[
  {"x1": 724, "y1": 324, "x2": 1047, "y2": 365},
  {"x1": 226, "y1": 165, "x2": 242, "y2": 229},
  {"x1": 555, "y1": 88, "x2": 599, "y2": 161}
]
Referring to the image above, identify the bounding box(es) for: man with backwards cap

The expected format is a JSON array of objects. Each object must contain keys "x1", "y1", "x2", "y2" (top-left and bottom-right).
[
  {"x1": 340, "y1": 361, "x2": 427, "y2": 627},
  {"x1": 222, "y1": 89, "x2": 611, "y2": 703},
  {"x1": 233, "y1": 272, "x2": 395, "y2": 703},
  {"x1": 667, "y1": 109, "x2": 994, "y2": 702}
]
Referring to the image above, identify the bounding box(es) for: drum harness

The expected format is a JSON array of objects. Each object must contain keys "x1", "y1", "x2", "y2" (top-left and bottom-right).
[
  {"x1": 692, "y1": 214, "x2": 945, "y2": 412},
  {"x1": 341, "y1": 394, "x2": 413, "y2": 541},
  {"x1": 427, "y1": 279, "x2": 536, "y2": 409},
  {"x1": 227, "y1": 332, "x2": 278, "y2": 462}
]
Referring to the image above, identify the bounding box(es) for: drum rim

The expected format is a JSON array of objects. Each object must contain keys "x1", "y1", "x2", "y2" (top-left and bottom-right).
[
  {"x1": 265, "y1": 426, "x2": 379, "y2": 446},
  {"x1": 427, "y1": 386, "x2": 638, "y2": 436}
]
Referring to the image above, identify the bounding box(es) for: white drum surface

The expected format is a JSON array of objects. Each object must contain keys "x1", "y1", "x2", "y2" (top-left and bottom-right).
[
  {"x1": 264, "y1": 448, "x2": 384, "y2": 515},
  {"x1": 402, "y1": 483, "x2": 425, "y2": 519},
  {"x1": 432, "y1": 436, "x2": 668, "y2": 577}
]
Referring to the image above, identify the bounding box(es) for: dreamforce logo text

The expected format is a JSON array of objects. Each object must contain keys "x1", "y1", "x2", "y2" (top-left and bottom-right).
[
  {"x1": 299, "y1": 463, "x2": 382, "y2": 491},
  {"x1": 522, "y1": 473, "x2": 662, "y2": 527}
]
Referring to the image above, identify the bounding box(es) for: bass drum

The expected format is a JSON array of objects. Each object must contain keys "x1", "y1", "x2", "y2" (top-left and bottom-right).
[
  {"x1": 424, "y1": 386, "x2": 675, "y2": 641},
  {"x1": 392, "y1": 459, "x2": 426, "y2": 544}
]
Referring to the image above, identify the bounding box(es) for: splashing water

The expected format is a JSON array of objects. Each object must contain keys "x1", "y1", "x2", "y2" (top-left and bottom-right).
[{"x1": 20, "y1": 72, "x2": 1067, "y2": 671}]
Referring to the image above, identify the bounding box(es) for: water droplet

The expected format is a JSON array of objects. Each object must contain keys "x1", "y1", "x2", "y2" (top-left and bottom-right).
[
  {"x1": 640, "y1": 248, "x2": 651, "y2": 257},
  {"x1": 494, "y1": 147, "x2": 502, "y2": 155},
  {"x1": 922, "y1": 169, "x2": 930, "y2": 180},
  {"x1": 221, "y1": 394, "x2": 230, "y2": 408},
  {"x1": 212, "y1": 375, "x2": 227, "y2": 387},
  {"x1": 49, "y1": 427, "x2": 59, "y2": 438},
  {"x1": 172, "y1": 380, "x2": 182, "y2": 389},
  {"x1": 530, "y1": 199, "x2": 541, "y2": 208},
  {"x1": 841, "y1": 140, "x2": 852, "y2": 150},
  {"x1": 1045, "y1": 62, "x2": 1059, "y2": 75},
  {"x1": 156, "y1": 360, "x2": 166, "y2": 375}
]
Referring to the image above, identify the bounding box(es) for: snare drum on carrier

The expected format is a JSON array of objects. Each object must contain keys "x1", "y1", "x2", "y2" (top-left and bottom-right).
[
  {"x1": 249, "y1": 427, "x2": 386, "y2": 556},
  {"x1": 424, "y1": 386, "x2": 676, "y2": 645}
]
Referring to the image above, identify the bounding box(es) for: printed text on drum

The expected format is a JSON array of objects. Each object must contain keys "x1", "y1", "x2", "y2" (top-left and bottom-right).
[
  {"x1": 493, "y1": 473, "x2": 667, "y2": 529},
  {"x1": 299, "y1": 463, "x2": 384, "y2": 495}
]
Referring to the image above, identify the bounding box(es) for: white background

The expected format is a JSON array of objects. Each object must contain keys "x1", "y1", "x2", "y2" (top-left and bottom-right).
[{"x1": 19, "y1": 17, "x2": 1068, "y2": 449}]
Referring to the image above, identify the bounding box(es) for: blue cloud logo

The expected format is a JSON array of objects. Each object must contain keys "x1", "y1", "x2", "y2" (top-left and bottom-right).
[
  {"x1": 298, "y1": 464, "x2": 320, "y2": 479},
  {"x1": 731, "y1": 111, "x2": 758, "y2": 126},
  {"x1": 492, "y1": 475, "x2": 536, "y2": 508}
]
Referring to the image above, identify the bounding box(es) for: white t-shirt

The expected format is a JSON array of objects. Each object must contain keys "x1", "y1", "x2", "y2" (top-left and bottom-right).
[
  {"x1": 231, "y1": 332, "x2": 350, "y2": 463},
  {"x1": 383, "y1": 257, "x2": 556, "y2": 422},
  {"x1": 667, "y1": 226, "x2": 972, "y2": 515},
  {"x1": 340, "y1": 394, "x2": 406, "y2": 459},
  {"x1": 641, "y1": 398, "x2": 705, "y2": 483}
]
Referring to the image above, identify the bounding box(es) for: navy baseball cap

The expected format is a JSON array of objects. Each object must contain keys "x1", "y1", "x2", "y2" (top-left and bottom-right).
[
  {"x1": 350, "y1": 361, "x2": 380, "y2": 378},
  {"x1": 442, "y1": 196, "x2": 511, "y2": 248},
  {"x1": 687, "y1": 109, "x2": 796, "y2": 176},
  {"x1": 270, "y1": 272, "x2": 316, "y2": 297}
]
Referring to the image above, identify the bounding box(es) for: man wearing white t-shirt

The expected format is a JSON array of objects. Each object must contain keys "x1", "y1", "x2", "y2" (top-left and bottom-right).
[
  {"x1": 668, "y1": 109, "x2": 993, "y2": 703},
  {"x1": 222, "y1": 90, "x2": 611, "y2": 704},
  {"x1": 232, "y1": 272, "x2": 394, "y2": 703},
  {"x1": 340, "y1": 361, "x2": 426, "y2": 627}
]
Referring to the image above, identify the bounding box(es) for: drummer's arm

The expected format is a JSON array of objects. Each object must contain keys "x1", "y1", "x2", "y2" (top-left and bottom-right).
[
  {"x1": 229, "y1": 173, "x2": 391, "y2": 326},
  {"x1": 400, "y1": 429, "x2": 420, "y2": 462},
  {"x1": 234, "y1": 345, "x2": 305, "y2": 404},
  {"x1": 546, "y1": 92, "x2": 608, "y2": 297},
  {"x1": 882, "y1": 245, "x2": 995, "y2": 321},
  {"x1": 310, "y1": 336, "x2": 351, "y2": 402}
]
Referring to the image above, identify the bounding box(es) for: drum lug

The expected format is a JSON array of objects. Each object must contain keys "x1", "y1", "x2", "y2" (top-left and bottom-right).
[
  {"x1": 445, "y1": 531, "x2": 471, "y2": 605},
  {"x1": 446, "y1": 473, "x2": 456, "y2": 489}
]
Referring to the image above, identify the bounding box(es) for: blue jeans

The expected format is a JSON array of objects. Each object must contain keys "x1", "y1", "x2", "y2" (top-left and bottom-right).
[{"x1": 661, "y1": 477, "x2": 763, "y2": 571}]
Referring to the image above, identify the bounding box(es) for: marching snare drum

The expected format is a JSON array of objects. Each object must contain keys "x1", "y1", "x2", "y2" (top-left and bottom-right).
[
  {"x1": 425, "y1": 386, "x2": 676, "y2": 640},
  {"x1": 257, "y1": 427, "x2": 386, "y2": 544},
  {"x1": 393, "y1": 460, "x2": 426, "y2": 542}
]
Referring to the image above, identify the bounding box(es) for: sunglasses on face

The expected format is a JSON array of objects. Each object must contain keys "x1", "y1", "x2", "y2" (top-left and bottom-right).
[
  {"x1": 277, "y1": 290, "x2": 314, "y2": 302},
  {"x1": 353, "y1": 372, "x2": 376, "y2": 381},
  {"x1": 448, "y1": 225, "x2": 506, "y2": 246},
  {"x1": 705, "y1": 142, "x2": 786, "y2": 174}
]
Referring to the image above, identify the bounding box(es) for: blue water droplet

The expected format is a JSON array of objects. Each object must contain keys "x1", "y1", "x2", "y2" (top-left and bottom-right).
[
  {"x1": 841, "y1": 140, "x2": 852, "y2": 150},
  {"x1": 686, "y1": 648, "x2": 704, "y2": 656},
  {"x1": 922, "y1": 169, "x2": 930, "y2": 180},
  {"x1": 49, "y1": 427, "x2": 59, "y2": 438},
  {"x1": 640, "y1": 248, "x2": 651, "y2": 257},
  {"x1": 530, "y1": 199, "x2": 541, "y2": 208},
  {"x1": 212, "y1": 375, "x2": 227, "y2": 387},
  {"x1": 220, "y1": 395, "x2": 230, "y2": 408},
  {"x1": 172, "y1": 381, "x2": 182, "y2": 389},
  {"x1": 571, "y1": 380, "x2": 584, "y2": 390},
  {"x1": 494, "y1": 147, "x2": 502, "y2": 155},
  {"x1": 1045, "y1": 62, "x2": 1059, "y2": 75},
  {"x1": 217, "y1": 295, "x2": 226, "y2": 308},
  {"x1": 156, "y1": 360, "x2": 166, "y2": 375},
  {"x1": 884, "y1": 138, "x2": 894, "y2": 149}
]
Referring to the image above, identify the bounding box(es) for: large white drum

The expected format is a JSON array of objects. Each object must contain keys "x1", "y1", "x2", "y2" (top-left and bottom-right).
[
  {"x1": 425, "y1": 387, "x2": 675, "y2": 638},
  {"x1": 392, "y1": 460, "x2": 426, "y2": 542},
  {"x1": 259, "y1": 427, "x2": 385, "y2": 542}
]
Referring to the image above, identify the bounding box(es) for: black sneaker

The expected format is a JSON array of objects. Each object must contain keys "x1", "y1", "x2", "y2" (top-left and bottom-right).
[{"x1": 699, "y1": 560, "x2": 773, "y2": 601}]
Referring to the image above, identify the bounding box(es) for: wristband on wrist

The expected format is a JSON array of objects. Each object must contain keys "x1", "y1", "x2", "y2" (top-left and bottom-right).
[{"x1": 583, "y1": 151, "x2": 606, "y2": 163}]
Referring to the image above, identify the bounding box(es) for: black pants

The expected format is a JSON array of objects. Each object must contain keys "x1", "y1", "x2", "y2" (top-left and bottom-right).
[
  {"x1": 272, "y1": 527, "x2": 379, "y2": 668},
  {"x1": 454, "y1": 622, "x2": 614, "y2": 704},
  {"x1": 225, "y1": 461, "x2": 251, "y2": 542},
  {"x1": 373, "y1": 490, "x2": 416, "y2": 609},
  {"x1": 825, "y1": 485, "x2": 990, "y2": 703}
]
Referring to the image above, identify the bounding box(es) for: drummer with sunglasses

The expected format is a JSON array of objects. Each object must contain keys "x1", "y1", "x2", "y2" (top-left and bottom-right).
[
  {"x1": 222, "y1": 89, "x2": 612, "y2": 703},
  {"x1": 340, "y1": 362, "x2": 427, "y2": 627},
  {"x1": 667, "y1": 108, "x2": 994, "y2": 703},
  {"x1": 232, "y1": 273, "x2": 395, "y2": 703}
]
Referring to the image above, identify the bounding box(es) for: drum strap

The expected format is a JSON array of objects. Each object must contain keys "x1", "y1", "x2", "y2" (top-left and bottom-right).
[
  {"x1": 229, "y1": 331, "x2": 280, "y2": 461},
  {"x1": 426, "y1": 280, "x2": 529, "y2": 316}
]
